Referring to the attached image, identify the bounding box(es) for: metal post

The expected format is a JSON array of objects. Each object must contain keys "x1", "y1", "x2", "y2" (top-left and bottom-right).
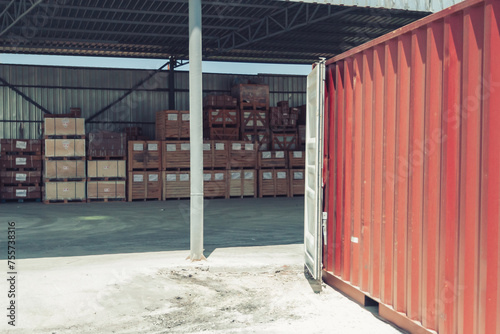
[
  {"x1": 169, "y1": 57, "x2": 176, "y2": 110},
  {"x1": 188, "y1": 0, "x2": 205, "y2": 261}
]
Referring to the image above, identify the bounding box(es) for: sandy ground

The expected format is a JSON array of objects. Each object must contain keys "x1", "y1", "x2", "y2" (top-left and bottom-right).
[{"x1": 0, "y1": 244, "x2": 403, "y2": 334}]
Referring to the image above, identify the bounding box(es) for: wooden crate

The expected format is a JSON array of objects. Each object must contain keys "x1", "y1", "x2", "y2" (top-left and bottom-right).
[
  {"x1": 87, "y1": 181, "x2": 126, "y2": 200},
  {"x1": 162, "y1": 141, "x2": 190, "y2": 170},
  {"x1": 228, "y1": 169, "x2": 256, "y2": 198},
  {"x1": 258, "y1": 169, "x2": 290, "y2": 197},
  {"x1": 127, "y1": 171, "x2": 162, "y2": 201},
  {"x1": 0, "y1": 171, "x2": 42, "y2": 184},
  {"x1": 202, "y1": 141, "x2": 213, "y2": 169},
  {"x1": 231, "y1": 84, "x2": 269, "y2": 109},
  {"x1": 271, "y1": 131, "x2": 298, "y2": 151},
  {"x1": 288, "y1": 151, "x2": 305, "y2": 168},
  {"x1": 229, "y1": 141, "x2": 256, "y2": 169},
  {"x1": 87, "y1": 160, "x2": 126, "y2": 179},
  {"x1": 258, "y1": 151, "x2": 287, "y2": 169},
  {"x1": 298, "y1": 125, "x2": 306, "y2": 149},
  {"x1": 203, "y1": 95, "x2": 237, "y2": 109},
  {"x1": 205, "y1": 108, "x2": 239, "y2": 127},
  {"x1": 241, "y1": 131, "x2": 270, "y2": 151},
  {"x1": 155, "y1": 110, "x2": 190, "y2": 140},
  {"x1": 44, "y1": 160, "x2": 86, "y2": 180},
  {"x1": 44, "y1": 118, "x2": 85, "y2": 136},
  {"x1": 0, "y1": 139, "x2": 42, "y2": 153},
  {"x1": 240, "y1": 110, "x2": 268, "y2": 130},
  {"x1": 203, "y1": 170, "x2": 227, "y2": 198},
  {"x1": 0, "y1": 156, "x2": 43, "y2": 169},
  {"x1": 163, "y1": 171, "x2": 190, "y2": 199},
  {"x1": 44, "y1": 181, "x2": 86, "y2": 201},
  {"x1": 207, "y1": 127, "x2": 240, "y2": 141},
  {"x1": 87, "y1": 132, "x2": 127, "y2": 157},
  {"x1": 1, "y1": 185, "x2": 41, "y2": 200},
  {"x1": 45, "y1": 139, "x2": 86, "y2": 157},
  {"x1": 290, "y1": 169, "x2": 305, "y2": 196},
  {"x1": 127, "y1": 141, "x2": 161, "y2": 170},
  {"x1": 212, "y1": 141, "x2": 229, "y2": 169}
]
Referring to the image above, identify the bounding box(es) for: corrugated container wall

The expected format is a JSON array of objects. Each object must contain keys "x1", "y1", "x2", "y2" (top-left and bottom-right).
[
  {"x1": 0, "y1": 65, "x2": 306, "y2": 139},
  {"x1": 322, "y1": 0, "x2": 499, "y2": 333}
]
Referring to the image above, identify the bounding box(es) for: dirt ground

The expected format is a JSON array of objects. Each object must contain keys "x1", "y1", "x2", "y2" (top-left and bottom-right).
[{"x1": 1, "y1": 245, "x2": 403, "y2": 334}]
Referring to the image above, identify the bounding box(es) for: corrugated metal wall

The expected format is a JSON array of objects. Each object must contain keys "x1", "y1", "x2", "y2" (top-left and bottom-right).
[
  {"x1": 0, "y1": 65, "x2": 306, "y2": 139},
  {"x1": 322, "y1": 0, "x2": 499, "y2": 333}
]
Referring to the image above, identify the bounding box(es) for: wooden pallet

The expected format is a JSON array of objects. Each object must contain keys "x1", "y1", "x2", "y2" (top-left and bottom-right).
[
  {"x1": 44, "y1": 135, "x2": 86, "y2": 139},
  {"x1": 128, "y1": 141, "x2": 161, "y2": 171},
  {"x1": 258, "y1": 151, "x2": 287, "y2": 169},
  {"x1": 86, "y1": 198, "x2": 126, "y2": 203},
  {"x1": 228, "y1": 169, "x2": 257, "y2": 198},
  {"x1": 290, "y1": 169, "x2": 305, "y2": 196},
  {"x1": 44, "y1": 178, "x2": 86, "y2": 183},
  {"x1": 128, "y1": 171, "x2": 162, "y2": 201},
  {"x1": 1, "y1": 198, "x2": 42, "y2": 203},
  {"x1": 43, "y1": 199, "x2": 87, "y2": 204},
  {"x1": 258, "y1": 169, "x2": 290, "y2": 197},
  {"x1": 1, "y1": 182, "x2": 42, "y2": 187},
  {"x1": 288, "y1": 151, "x2": 305, "y2": 169},
  {"x1": 2, "y1": 151, "x2": 41, "y2": 156},
  {"x1": 44, "y1": 156, "x2": 86, "y2": 161},
  {"x1": 229, "y1": 141, "x2": 257, "y2": 169},
  {"x1": 2, "y1": 167, "x2": 42, "y2": 172},
  {"x1": 87, "y1": 177, "x2": 126, "y2": 181},
  {"x1": 87, "y1": 156, "x2": 126, "y2": 160}
]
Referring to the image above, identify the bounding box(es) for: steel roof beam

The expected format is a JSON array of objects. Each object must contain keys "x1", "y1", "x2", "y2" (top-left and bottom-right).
[
  {"x1": 0, "y1": 0, "x2": 44, "y2": 37},
  {"x1": 212, "y1": 4, "x2": 357, "y2": 53}
]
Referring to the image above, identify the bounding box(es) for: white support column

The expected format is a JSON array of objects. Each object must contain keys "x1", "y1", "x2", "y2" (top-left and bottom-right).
[{"x1": 188, "y1": 0, "x2": 205, "y2": 261}]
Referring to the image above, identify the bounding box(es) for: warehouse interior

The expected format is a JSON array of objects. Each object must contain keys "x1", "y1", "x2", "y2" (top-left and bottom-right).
[{"x1": 2, "y1": 0, "x2": 482, "y2": 333}]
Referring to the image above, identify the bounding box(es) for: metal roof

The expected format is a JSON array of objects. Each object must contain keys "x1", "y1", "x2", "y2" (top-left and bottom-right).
[{"x1": 0, "y1": 0, "x2": 431, "y2": 64}]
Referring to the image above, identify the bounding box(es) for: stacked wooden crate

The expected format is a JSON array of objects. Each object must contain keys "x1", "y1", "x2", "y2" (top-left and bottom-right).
[
  {"x1": 270, "y1": 101, "x2": 299, "y2": 151},
  {"x1": 162, "y1": 140, "x2": 191, "y2": 200},
  {"x1": 162, "y1": 140, "x2": 231, "y2": 199},
  {"x1": 87, "y1": 132, "x2": 127, "y2": 202},
  {"x1": 233, "y1": 84, "x2": 270, "y2": 150},
  {"x1": 43, "y1": 117, "x2": 87, "y2": 203},
  {"x1": 288, "y1": 151, "x2": 305, "y2": 196},
  {"x1": 127, "y1": 141, "x2": 162, "y2": 201},
  {"x1": 203, "y1": 95, "x2": 239, "y2": 141},
  {"x1": 227, "y1": 141, "x2": 257, "y2": 198},
  {"x1": 0, "y1": 139, "x2": 43, "y2": 202},
  {"x1": 257, "y1": 150, "x2": 289, "y2": 198}
]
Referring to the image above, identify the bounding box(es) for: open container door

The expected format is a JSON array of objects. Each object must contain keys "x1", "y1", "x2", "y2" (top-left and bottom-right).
[{"x1": 304, "y1": 60, "x2": 325, "y2": 280}]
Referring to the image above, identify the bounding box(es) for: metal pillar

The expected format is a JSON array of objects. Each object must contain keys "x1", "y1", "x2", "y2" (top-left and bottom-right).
[
  {"x1": 169, "y1": 57, "x2": 176, "y2": 110},
  {"x1": 188, "y1": 0, "x2": 205, "y2": 261}
]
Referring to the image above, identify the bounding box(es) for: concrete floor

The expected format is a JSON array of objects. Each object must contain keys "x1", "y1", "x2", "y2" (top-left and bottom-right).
[{"x1": 0, "y1": 197, "x2": 304, "y2": 259}]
